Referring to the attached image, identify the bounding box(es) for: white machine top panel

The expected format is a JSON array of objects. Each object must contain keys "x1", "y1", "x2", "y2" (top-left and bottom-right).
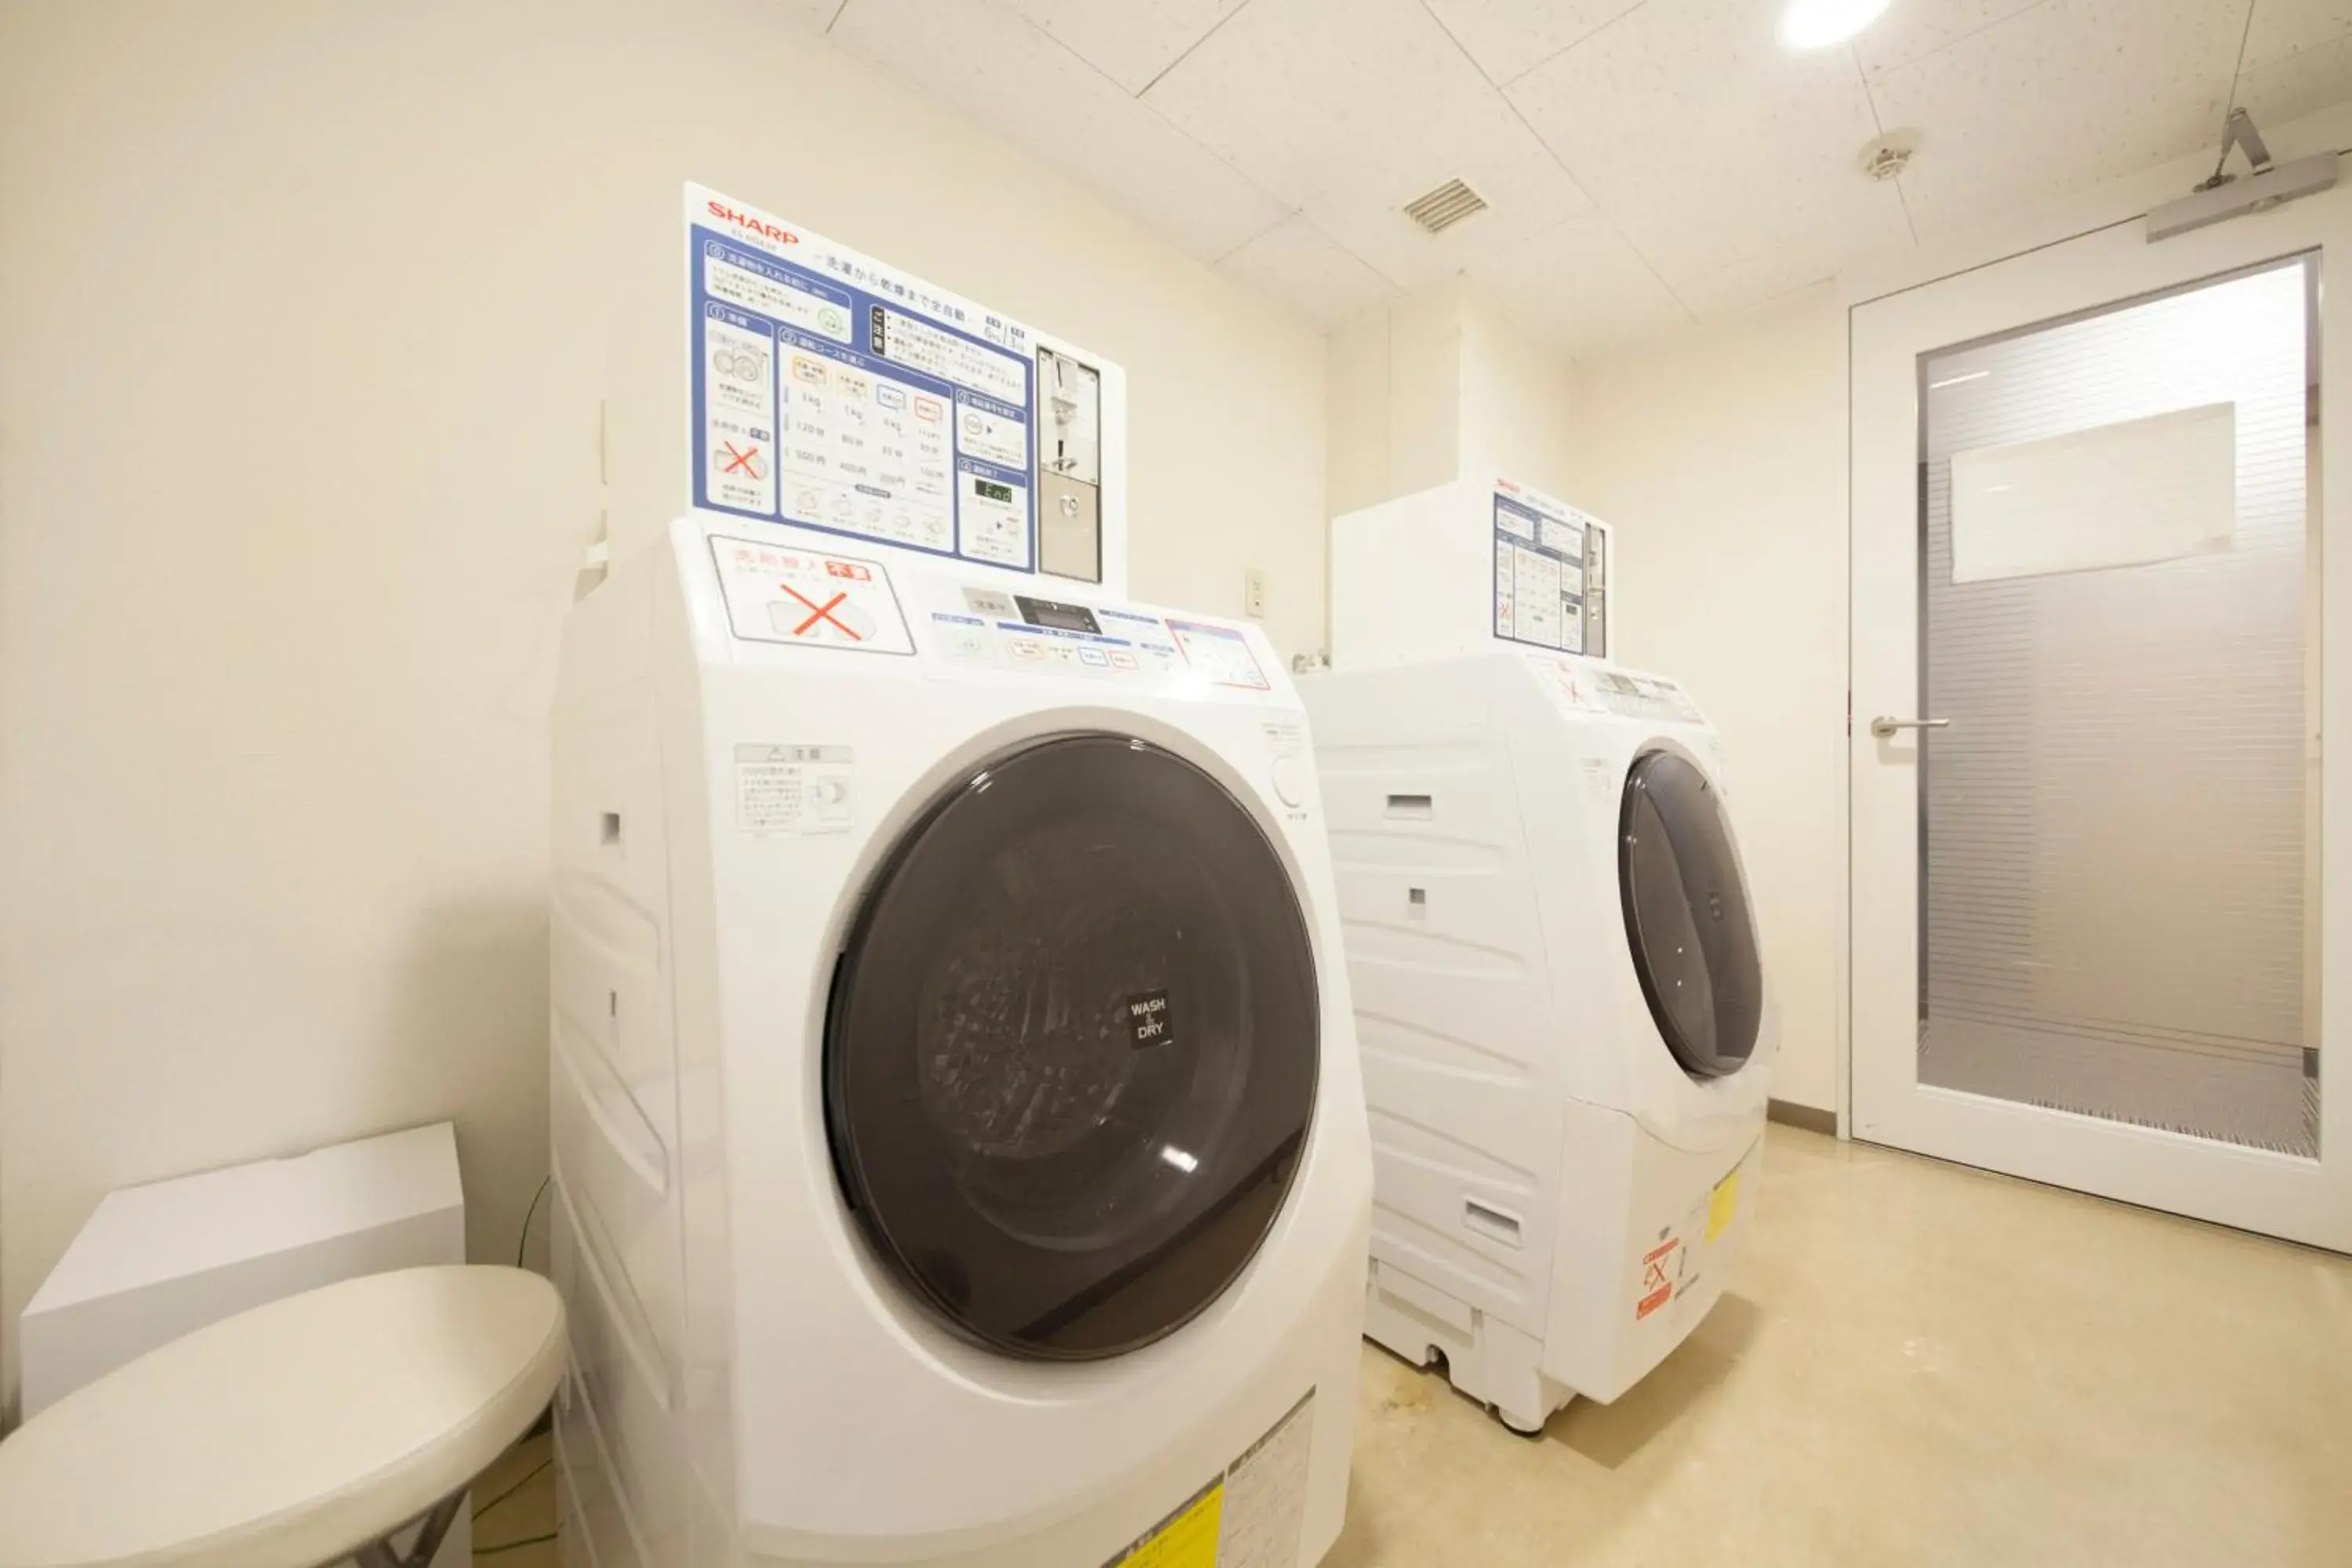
[
  {"x1": 703, "y1": 526, "x2": 1282, "y2": 702},
  {"x1": 1327, "y1": 471, "x2": 1611, "y2": 672}
]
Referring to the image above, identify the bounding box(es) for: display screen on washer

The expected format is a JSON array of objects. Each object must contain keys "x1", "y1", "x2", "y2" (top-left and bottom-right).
[
  {"x1": 1617, "y1": 751, "x2": 1762, "y2": 1081},
  {"x1": 1011, "y1": 595, "x2": 1102, "y2": 636},
  {"x1": 824, "y1": 735, "x2": 1319, "y2": 1360}
]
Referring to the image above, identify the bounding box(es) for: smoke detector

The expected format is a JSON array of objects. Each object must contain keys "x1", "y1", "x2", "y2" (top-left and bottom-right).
[
  {"x1": 1403, "y1": 178, "x2": 1490, "y2": 234},
  {"x1": 1859, "y1": 132, "x2": 1918, "y2": 183}
]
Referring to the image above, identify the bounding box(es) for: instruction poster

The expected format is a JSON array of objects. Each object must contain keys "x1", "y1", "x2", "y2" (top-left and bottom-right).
[
  {"x1": 686, "y1": 183, "x2": 1038, "y2": 572},
  {"x1": 1492, "y1": 481, "x2": 1604, "y2": 656}
]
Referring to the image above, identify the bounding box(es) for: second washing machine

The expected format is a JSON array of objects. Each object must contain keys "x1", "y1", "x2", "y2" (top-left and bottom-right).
[{"x1": 1307, "y1": 474, "x2": 1773, "y2": 1433}]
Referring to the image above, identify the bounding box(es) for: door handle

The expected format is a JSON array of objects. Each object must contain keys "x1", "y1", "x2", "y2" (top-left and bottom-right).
[{"x1": 1869, "y1": 716, "x2": 1951, "y2": 738}]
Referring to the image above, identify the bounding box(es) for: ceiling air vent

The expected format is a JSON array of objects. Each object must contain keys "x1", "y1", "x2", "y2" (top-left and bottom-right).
[{"x1": 1403, "y1": 178, "x2": 1489, "y2": 234}]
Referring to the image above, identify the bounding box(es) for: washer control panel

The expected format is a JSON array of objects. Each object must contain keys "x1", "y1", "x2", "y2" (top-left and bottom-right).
[
  {"x1": 1525, "y1": 649, "x2": 1705, "y2": 727},
  {"x1": 911, "y1": 579, "x2": 1279, "y2": 701},
  {"x1": 702, "y1": 521, "x2": 1287, "y2": 704}
]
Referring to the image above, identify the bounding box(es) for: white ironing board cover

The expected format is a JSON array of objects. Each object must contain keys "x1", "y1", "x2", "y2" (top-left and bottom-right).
[{"x1": 0, "y1": 1265, "x2": 566, "y2": 1568}]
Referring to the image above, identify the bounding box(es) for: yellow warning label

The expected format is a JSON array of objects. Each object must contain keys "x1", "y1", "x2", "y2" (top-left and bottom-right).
[
  {"x1": 1708, "y1": 1167, "x2": 1742, "y2": 1241},
  {"x1": 1107, "y1": 1481, "x2": 1225, "y2": 1567},
  {"x1": 1100, "y1": 1389, "x2": 1314, "y2": 1567}
]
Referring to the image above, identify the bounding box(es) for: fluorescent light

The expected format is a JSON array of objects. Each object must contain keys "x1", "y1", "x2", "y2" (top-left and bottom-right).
[
  {"x1": 1777, "y1": 0, "x2": 1892, "y2": 49},
  {"x1": 1160, "y1": 1145, "x2": 1199, "y2": 1174},
  {"x1": 1929, "y1": 369, "x2": 1991, "y2": 390}
]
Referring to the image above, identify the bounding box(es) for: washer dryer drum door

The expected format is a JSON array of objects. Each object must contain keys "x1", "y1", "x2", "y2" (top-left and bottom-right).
[
  {"x1": 825, "y1": 734, "x2": 1321, "y2": 1362},
  {"x1": 1618, "y1": 749, "x2": 1764, "y2": 1081}
]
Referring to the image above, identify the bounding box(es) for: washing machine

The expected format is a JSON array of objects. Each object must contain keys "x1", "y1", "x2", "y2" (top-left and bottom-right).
[
  {"x1": 547, "y1": 514, "x2": 1370, "y2": 1566},
  {"x1": 1300, "y1": 649, "x2": 1770, "y2": 1432}
]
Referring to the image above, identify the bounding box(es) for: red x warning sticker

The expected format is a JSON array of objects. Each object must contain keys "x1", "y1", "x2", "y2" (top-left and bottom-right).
[
  {"x1": 706, "y1": 414, "x2": 775, "y2": 514},
  {"x1": 707, "y1": 535, "x2": 913, "y2": 655},
  {"x1": 778, "y1": 582, "x2": 863, "y2": 641},
  {"x1": 1635, "y1": 1236, "x2": 1681, "y2": 1322}
]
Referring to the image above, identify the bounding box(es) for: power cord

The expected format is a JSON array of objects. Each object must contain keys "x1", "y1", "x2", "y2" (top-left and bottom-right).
[
  {"x1": 511, "y1": 1175, "x2": 559, "y2": 1446},
  {"x1": 515, "y1": 1177, "x2": 552, "y2": 1269},
  {"x1": 472, "y1": 1457, "x2": 551, "y2": 1521}
]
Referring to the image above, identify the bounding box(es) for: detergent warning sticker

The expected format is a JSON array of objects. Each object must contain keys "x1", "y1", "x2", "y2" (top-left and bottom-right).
[
  {"x1": 707, "y1": 535, "x2": 915, "y2": 655},
  {"x1": 687, "y1": 183, "x2": 1038, "y2": 572},
  {"x1": 1102, "y1": 1392, "x2": 1316, "y2": 1568}
]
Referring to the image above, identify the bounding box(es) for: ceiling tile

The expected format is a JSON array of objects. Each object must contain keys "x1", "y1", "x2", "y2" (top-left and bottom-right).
[
  {"x1": 1418, "y1": 0, "x2": 1647, "y2": 84},
  {"x1": 1464, "y1": 215, "x2": 1691, "y2": 360},
  {"x1": 1212, "y1": 216, "x2": 1403, "y2": 328},
  {"x1": 1142, "y1": 0, "x2": 1595, "y2": 292},
  {"x1": 2242, "y1": 0, "x2": 2352, "y2": 72},
  {"x1": 1853, "y1": 0, "x2": 2053, "y2": 78},
  {"x1": 1001, "y1": 0, "x2": 1247, "y2": 93},
  {"x1": 2236, "y1": 27, "x2": 2352, "y2": 123},
  {"x1": 1871, "y1": 0, "x2": 2249, "y2": 238},
  {"x1": 1508, "y1": 0, "x2": 1888, "y2": 280},
  {"x1": 830, "y1": 0, "x2": 1291, "y2": 261},
  {"x1": 1665, "y1": 182, "x2": 1914, "y2": 316}
]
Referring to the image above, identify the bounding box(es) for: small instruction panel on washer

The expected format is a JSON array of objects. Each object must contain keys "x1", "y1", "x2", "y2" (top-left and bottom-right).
[
  {"x1": 688, "y1": 183, "x2": 1040, "y2": 572},
  {"x1": 709, "y1": 534, "x2": 915, "y2": 654},
  {"x1": 1492, "y1": 481, "x2": 1607, "y2": 656},
  {"x1": 1167, "y1": 619, "x2": 1271, "y2": 690},
  {"x1": 1593, "y1": 669, "x2": 1704, "y2": 724}
]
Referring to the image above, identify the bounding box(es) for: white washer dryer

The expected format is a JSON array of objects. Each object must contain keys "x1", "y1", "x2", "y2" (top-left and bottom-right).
[
  {"x1": 549, "y1": 515, "x2": 1370, "y2": 1566},
  {"x1": 1301, "y1": 649, "x2": 1771, "y2": 1432}
]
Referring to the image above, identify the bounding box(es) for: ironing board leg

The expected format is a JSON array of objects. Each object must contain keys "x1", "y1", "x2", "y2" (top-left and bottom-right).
[{"x1": 354, "y1": 1488, "x2": 466, "y2": 1568}]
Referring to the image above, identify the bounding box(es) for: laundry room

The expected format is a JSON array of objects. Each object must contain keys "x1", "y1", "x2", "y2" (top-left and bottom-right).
[{"x1": 0, "y1": 1, "x2": 2347, "y2": 1565}]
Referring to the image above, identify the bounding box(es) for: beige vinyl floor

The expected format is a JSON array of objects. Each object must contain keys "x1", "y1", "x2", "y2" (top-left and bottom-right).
[{"x1": 485, "y1": 1123, "x2": 2352, "y2": 1566}]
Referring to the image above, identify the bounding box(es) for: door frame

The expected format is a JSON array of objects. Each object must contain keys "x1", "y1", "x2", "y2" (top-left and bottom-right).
[{"x1": 1844, "y1": 172, "x2": 2352, "y2": 1251}]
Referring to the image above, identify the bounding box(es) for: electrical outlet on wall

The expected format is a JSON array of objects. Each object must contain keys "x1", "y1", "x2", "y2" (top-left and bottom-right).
[{"x1": 1244, "y1": 568, "x2": 1267, "y2": 619}]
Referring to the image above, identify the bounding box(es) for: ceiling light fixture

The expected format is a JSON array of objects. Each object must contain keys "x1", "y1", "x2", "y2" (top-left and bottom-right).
[{"x1": 1777, "y1": 0, "x2": 1892, "y2": 49}]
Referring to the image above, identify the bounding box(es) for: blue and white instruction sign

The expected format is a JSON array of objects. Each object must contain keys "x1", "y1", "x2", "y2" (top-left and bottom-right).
[
  {"x1": 687, "y1": 184, "x2": 1039, "y2": 572},
  {"x1": 1492, "y1": 479, "x2": 1606, "y2": 656}
]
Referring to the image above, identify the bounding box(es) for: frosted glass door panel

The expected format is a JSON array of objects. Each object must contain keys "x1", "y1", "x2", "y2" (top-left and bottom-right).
[{"x1": 1918, "y1": 258, "x2": 2318, "y2": 1157}]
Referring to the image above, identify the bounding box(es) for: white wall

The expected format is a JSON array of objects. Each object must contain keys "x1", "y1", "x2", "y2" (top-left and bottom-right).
[
  {"x1": 1326, "y1": 284, "x2": 1463, "y2": 521},
  {"x1": 1326, "y1": 281, "x2": 1578, "y2": 524},
  {"x1": 1456, "y1": 288, "x2": 1581, "y2": 503},
  {"x1": 0, "y1": 0, "x2": 1328, "y2": 1414},
  {"x1": 1570, "y1": 285, "x2": 1849, "y2": 1112}
]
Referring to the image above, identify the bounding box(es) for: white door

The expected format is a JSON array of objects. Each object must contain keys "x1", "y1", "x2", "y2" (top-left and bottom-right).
[{"x1": 1850, "y1": 182, "x2": 2352, "y2": 1250}]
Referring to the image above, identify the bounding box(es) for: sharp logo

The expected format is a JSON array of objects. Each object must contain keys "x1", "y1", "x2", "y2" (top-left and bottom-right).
[{"x1": 706, "y1": 200, "x2": 799, "y2": 245}]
